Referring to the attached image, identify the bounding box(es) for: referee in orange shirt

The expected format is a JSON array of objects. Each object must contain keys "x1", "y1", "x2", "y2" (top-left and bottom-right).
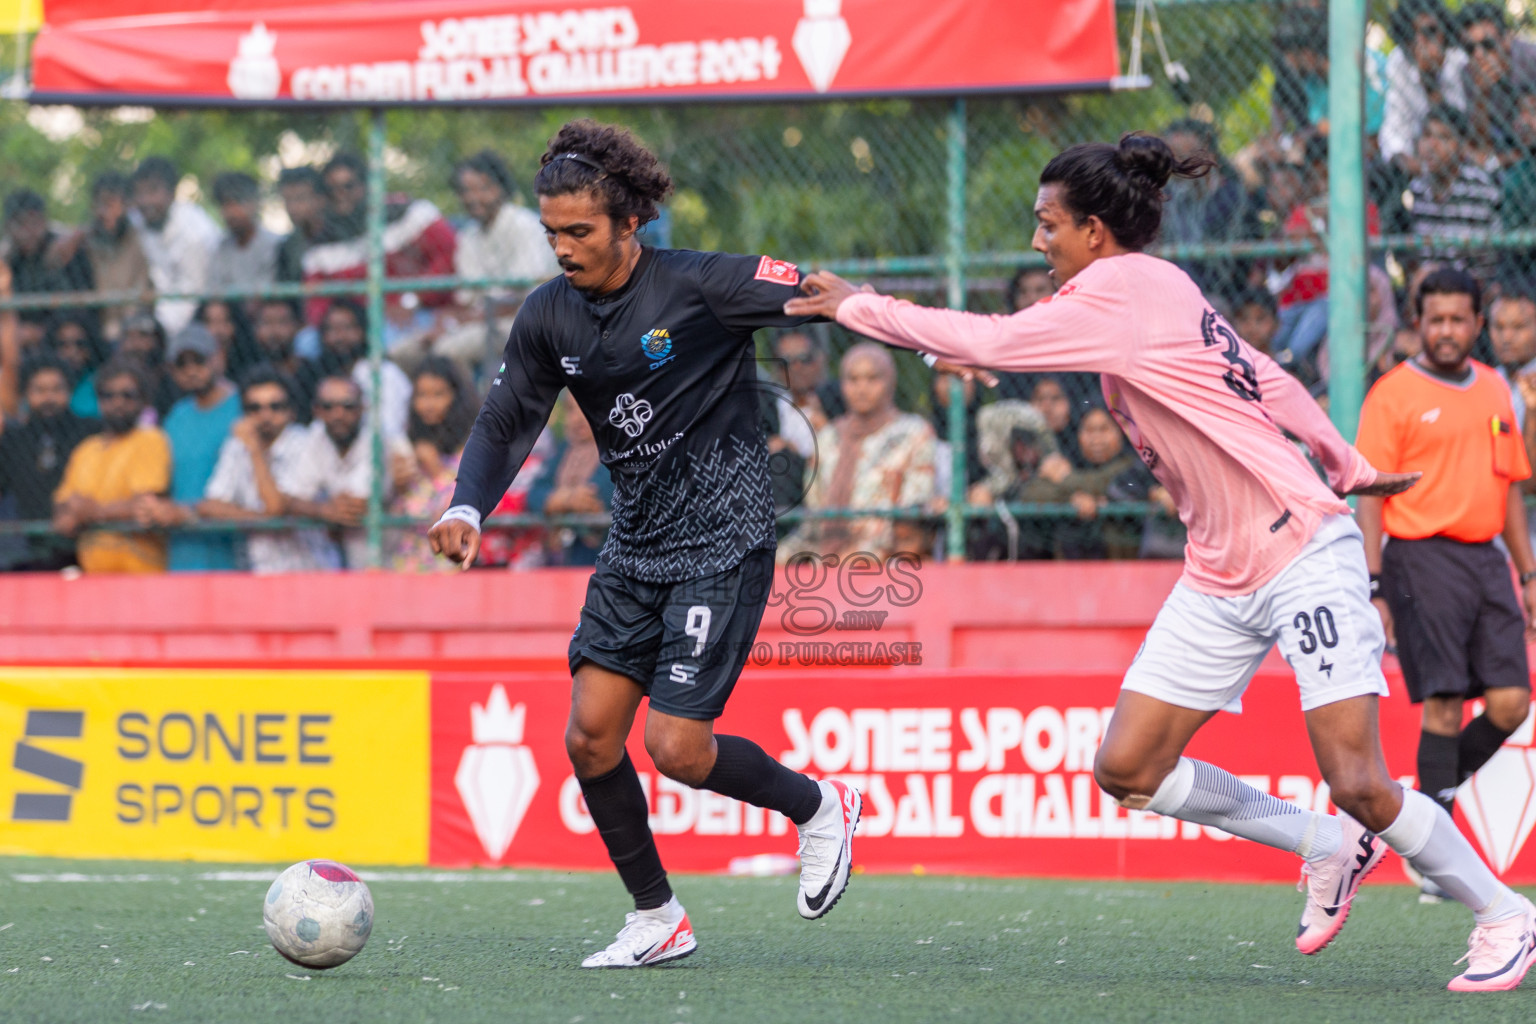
[{"x1": 1357, "y1": 268, "x2": 1536, "y2": 899}]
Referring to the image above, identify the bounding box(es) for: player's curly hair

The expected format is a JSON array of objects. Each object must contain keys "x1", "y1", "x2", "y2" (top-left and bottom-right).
[{"x1": 534, "y1": 119, "x2": 674, "y2": 227}]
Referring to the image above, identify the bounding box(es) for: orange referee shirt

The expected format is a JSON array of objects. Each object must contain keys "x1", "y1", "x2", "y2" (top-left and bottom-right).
[{"x1": 1355, "y1": 358, "x2": 1530, "y2": 542}]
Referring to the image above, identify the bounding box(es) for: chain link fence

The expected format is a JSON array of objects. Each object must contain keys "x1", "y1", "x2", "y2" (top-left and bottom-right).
[{"x1": 0, "y1": 0, "x2": 1530, "y2": 572}]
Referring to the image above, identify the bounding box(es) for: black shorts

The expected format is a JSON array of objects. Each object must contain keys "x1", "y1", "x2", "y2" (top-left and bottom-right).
[
  {"x1": 1381, "y1": 536, "x2": 1530, "y2": 703},
  {"x1": 568, "y1": 548, "x2": 774, "y2": 720}
]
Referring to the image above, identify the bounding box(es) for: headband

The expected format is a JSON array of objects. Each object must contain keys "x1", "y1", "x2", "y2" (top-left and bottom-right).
[{"x1": 551, "y1": 152, "x2": 609, "y2": 180}]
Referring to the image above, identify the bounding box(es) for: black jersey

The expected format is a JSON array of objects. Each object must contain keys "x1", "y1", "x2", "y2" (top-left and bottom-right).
[{"x1": 451, "y1": 247, "x2": 814, "y2": 582}]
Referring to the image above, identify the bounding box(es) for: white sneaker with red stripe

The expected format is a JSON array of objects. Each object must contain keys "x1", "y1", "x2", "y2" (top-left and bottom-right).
[
  {"x1": 580, "y1": 896, "x2": 696, "y2": 968},
  {"x1": 1448, "y1": 895, "x2": 1536, "y2": 992},
  {"x1": 796, "y1": 779, "x2": 862, "y2": 920}
]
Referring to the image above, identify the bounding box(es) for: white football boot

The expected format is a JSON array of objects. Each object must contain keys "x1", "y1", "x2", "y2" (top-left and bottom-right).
[
  {"x1": 580, "y1": 896, "x2": 696, "y2": 968},
  {"x1": 796, "y1": 779, "x2": 862, "y2": 919}
]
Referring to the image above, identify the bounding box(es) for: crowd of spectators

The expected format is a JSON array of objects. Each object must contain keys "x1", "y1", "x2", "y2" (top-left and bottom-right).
[
  {"x1": 0, "y1": 145, "x2": 558, "y2": 572},
  {"x1": 6, "y1": 0, "x2": 1536, "y2": 571}
]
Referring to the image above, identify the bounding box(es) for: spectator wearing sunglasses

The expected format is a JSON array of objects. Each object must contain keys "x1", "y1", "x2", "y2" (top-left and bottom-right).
[
  {"x1": 281, "y1": 375, "x2": 397, "y2": 570},
  {"x1": 137, "y1": 323, "x2": 243, "y2": 570},
  {"x1": 200, "y1": 364, "x2": 325, "y2": 573},
  {"x1": 51, "y1": 359, "x2": 171, "y2": 573},
  {"x1": 1459, "y1": 2, "x2": 1536, "y2": 169},
  {"x1": 769, "y1": 329, "x2": 843, "y2": 451},
  {"x1": 763, "y1": 330, "x2": 844, "y2": 529}
]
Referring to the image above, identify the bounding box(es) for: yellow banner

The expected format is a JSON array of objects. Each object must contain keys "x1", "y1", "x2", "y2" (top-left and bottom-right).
[
  {"x1": 0, "y1": 0, "x2": 41, "y2": 34},
  {"x1": 0, "y1": 668, "x2": 429, "y2": 864}
]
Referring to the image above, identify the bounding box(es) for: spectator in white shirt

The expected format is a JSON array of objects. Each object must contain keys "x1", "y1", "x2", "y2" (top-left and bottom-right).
[
  {"x1": 316, "y1": 298, "x2": 410, "y2": 442},
  {"x1": 400, "y1": 150, "x2": 558, "y2": 377},
  {"x1": 1381, "y1": 0, "x2": 1468, "y2": 174},
  {"x1": 207, "y1": 172, "x2": 280, "y2": 308},
  {"x1": 200, "y1": 365, "x2": 333, "y2": 572},
  {"x1": 282, "y1": 374, "x2": 398, "y2": 569},
  {"x1": 129, "y1": 157, "x2": 221, "y2": 335}
]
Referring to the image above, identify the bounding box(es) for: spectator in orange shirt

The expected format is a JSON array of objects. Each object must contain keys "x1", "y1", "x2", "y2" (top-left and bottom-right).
[
  {"x1": 1356, "y1": 267, "x2": 1536, "y2": 901},
  {"x1": 52, "y1": 359, "x2": 172, "y2": 573}
]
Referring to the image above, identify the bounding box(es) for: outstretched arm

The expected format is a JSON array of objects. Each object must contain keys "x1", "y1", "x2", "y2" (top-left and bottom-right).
[
  {"x1": 785, "y1": 269, "x2": 1131, "y2": 376},
  {"x1": 1250, "y1": 349, "x2": 1418, "y2": 497}
]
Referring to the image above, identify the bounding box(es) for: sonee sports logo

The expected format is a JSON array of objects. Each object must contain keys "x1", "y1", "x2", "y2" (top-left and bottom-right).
[
  {"x1": 11, "y1": 710, "x2": 84, "y2": 822},
  {"x1": 641, "y1": 328, "x2": 675, "y2": 370},
  {"x1": 608, "y1": 393, "x2": 654, "y2": 438}
]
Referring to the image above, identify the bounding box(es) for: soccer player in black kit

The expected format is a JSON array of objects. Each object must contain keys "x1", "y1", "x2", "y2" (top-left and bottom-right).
[{"x1": 429, "y1": 120, "x2": 861, "y2": 967}]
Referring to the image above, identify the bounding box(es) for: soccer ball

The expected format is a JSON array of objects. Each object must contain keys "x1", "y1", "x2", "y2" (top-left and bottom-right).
[{"x1": 262, "y1": 859, "x2": 374, "y2": 969}]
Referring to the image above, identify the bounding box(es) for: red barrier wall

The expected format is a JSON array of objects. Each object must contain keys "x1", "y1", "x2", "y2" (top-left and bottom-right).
[
  {"x1": 0, "y1": 561, "x2": 1186, "y2": 671},
  {"x1": 6, "y1": 563, "x2": 1536, "y2": 882}
]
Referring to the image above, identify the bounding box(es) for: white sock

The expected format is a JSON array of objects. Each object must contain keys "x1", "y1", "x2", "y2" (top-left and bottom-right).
[
  {"x1": 635, "y1": 895, "x2": 679, "y2": 917},
  {"x1": 1144, "y1": 758, "x2": 1342, "y2": 862},
  {"x1": 1377, "y1": 788, "x2": 1519, "y2": 923}
]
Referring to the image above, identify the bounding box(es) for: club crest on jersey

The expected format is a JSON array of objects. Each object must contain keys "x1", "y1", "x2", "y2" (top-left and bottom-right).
[
  {"x1": 641, "y1": 328, "x2": 675, "y2": 370},
  {"x1": 754, "y1": 255, "x2": 800, "y2": 286}
]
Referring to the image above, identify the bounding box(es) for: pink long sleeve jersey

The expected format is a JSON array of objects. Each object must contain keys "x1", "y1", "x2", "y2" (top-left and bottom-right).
[{"x1": 837, "y1": 253, "x2": 1379, "y2": 596}]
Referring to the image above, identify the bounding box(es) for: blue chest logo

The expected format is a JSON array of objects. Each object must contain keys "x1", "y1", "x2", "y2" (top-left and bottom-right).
[{"x1": 641, "y1": 328, "x2": 675, "y2": 370}]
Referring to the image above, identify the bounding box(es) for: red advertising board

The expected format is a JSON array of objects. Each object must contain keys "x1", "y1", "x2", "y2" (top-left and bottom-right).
[
  {"x1": 430, "y1": 668, "x2": 1536, "y2": 885},
  {"x1": 31, "y1": 0, "x2": 1119, "y2": 106}
]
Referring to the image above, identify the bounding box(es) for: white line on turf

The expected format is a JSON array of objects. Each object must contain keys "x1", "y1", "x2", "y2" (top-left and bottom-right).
[{"x1": 11, "y1": 870, "x2": 537, "y2": 884}]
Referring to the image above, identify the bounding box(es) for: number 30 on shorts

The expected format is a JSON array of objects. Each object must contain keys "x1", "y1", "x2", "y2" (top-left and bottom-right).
[{"x1": 1292, "y1": 606, "x2": 1338, "y2": 655}]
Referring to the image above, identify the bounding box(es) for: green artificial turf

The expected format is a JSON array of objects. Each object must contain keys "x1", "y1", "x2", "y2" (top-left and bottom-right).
[{"x1": 0, "y1": 858, "x2": 1527, "y2": 1023}]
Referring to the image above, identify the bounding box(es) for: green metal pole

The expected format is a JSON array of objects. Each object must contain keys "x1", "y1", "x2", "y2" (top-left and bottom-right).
[
  {"x1": 945, "y1": 98, "x2": 967, "y2": 562},
  {"x1": 365, "y1": 108, "x2": 387, "y2": 569},
  {"x1": 1327, "y1": 0, "x2": 1367, "y2": 441}
]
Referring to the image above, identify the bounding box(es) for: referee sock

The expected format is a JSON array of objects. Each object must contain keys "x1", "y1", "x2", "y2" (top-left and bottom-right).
[
  {"x1": 701, "y1": 734, "x2": 824, "y2": 826},
  {"x1": 1378, "y1": 788, "x2": 1520, "y2": 924},
  {"x1": 1417, "y1": 731, "x2": 1461, "y2": 817},
  {"x1": 1458, "y1": 715, "x2": 1516, "y2": 783},
  {"x1": 1144, "y1": 758, "x2": 1342, "y2": 862},
  {"x1": 577, "y1": 751, "x2": 672, "y2": 911}
]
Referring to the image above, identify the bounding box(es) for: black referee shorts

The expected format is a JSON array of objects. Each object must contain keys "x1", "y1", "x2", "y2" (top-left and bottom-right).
[
  {"x1": 1381, "y1": 536, "x2": 1531, "y2": 703},
  {"x1": 568, "y1": 548, "x2": 774, "y2": 720}
]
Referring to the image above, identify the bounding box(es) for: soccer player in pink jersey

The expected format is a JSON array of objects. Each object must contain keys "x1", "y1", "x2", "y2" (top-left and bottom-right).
[{"x1": 785, "y1": 132, "x2": 1536, "y2": 992}]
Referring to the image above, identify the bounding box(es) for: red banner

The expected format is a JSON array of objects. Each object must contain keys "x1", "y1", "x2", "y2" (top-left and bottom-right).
[
  {"x1": 429, "y1": 669, "x2": 1536, "y2": 885},
  {"x1": 32, "y1": 0, "x2": 1119, "y2": 106}
]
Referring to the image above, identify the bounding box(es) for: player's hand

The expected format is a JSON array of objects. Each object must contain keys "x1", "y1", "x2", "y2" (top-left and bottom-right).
[
  {"x1": 1339, "y1": 471, "x2": 1421, "y2": 498},
  {"x1": 1372, "y1": 596, "x2": 1396, "y2": 651},
  {"x1": 783, "y1": 270, "x2": 862, "y2": 320},
  {"x1": 932, "y1": 359, "x2": 1000, "y2": 388},
  {"x1": 1522, "y1": 579, "x2": 1536, "y2": 640},
  {"x1": 429, "y1": 517, "x2": 481, "y2": 571}
]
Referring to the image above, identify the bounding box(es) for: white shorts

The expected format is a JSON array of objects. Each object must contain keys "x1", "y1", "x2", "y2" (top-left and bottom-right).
[{"x1": 1122, "y1": 514, "x2": 1391, "y2": 713}]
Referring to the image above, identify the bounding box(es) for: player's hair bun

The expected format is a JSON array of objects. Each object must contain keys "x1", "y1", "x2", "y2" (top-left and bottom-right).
[{"x1": 1114, "y1": 133, "x2": 1176, "y2": 192}]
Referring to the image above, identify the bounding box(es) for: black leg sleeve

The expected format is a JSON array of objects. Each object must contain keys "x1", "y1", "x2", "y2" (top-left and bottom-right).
[
  {"x1": 578, "y1": 751, "x2": 672, "y2": 911},
  {"x1": 701, "y1": 734, "x2": 824, "y2": 826},
  {"x1": 1458, "y1": 714, "x2": 1517, "y2": 781},
  {"x1": 1417, "y1": 730, "x2": 1461, "y2": 818}
]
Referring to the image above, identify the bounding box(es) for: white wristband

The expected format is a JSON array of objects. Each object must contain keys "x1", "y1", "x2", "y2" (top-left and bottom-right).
[
  {"x1": 922, "y1": 352, "x2": 939, "y2": 368},
  {"x1": 436, "y1": 505, "x2": 482, "y2": 533}
]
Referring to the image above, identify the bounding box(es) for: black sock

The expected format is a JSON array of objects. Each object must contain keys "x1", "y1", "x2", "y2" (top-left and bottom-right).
[
  {"x1": 577, "y1": 751, "x2": 671, "y2": 911},
  {"x1": 701, "y1": 734, "x2": 824, "y2": 826},
  {"x1": 1458, "y1": 714, "x2": 1516, "y2": 782},
  {"x1": 1417, "y1": 730, "x2": 1460, "y2": 818}
]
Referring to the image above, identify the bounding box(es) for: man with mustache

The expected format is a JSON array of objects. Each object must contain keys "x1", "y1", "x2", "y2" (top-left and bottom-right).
[
  {"x1": 51, "y1": 358, "x2": 171, "y2": 573},
  {"x1": 429, "y1": 119, "x2": 861, "y2": 968},
  {"x1": 1357, "y1": 266, "x2": 1536, "y2": 905},
  {"x1": 0, "y1": 354, "x2": 99, "y2": 570}
]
